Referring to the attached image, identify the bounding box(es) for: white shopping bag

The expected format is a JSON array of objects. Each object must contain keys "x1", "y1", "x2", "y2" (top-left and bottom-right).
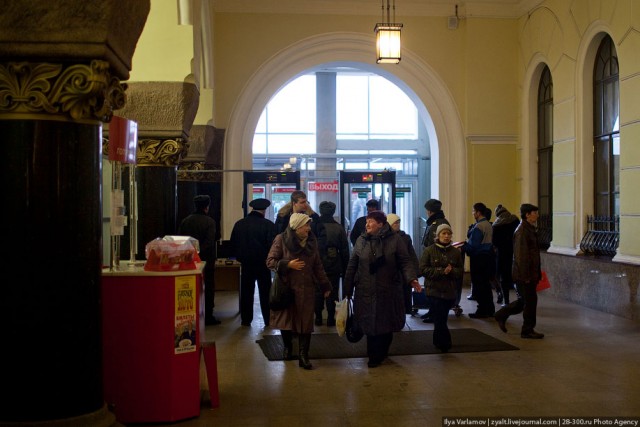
[{"x1": 335, "y1": 299, "x2": 348, "y2": 336}]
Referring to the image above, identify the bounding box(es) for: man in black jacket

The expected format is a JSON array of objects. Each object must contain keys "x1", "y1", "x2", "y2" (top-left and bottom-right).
[
  {"x1": 274, "y1": 190, "x2": 319, "y2": 235},
  {"x1": 230, "y1": 198, "x2": 277, "y2": 327},
  {"x1": 315, "y1": 201, "x2": 350, "y2": 326},
  {"x1": 179, "y1": 195, "x2": 220, "y2": 325},
  {"x1": 350, "y1": 199, "x2": 379, "y2": 247}
]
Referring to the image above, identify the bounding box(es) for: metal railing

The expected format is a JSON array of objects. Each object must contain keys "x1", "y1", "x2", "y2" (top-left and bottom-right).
[{"x1": 579, "y1": 215, "x2": 619, "y2": 257}]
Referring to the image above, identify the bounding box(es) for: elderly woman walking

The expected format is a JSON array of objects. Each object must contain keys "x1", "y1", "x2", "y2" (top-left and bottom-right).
[
  {"x1": 419, "y1": 224, "x2": 464, "y2": 352},
  {"x1": 267, "y1": 213, "x2": 332, "y2": 370},
  {"x1": 343, "y1": 210, "x2": 422, "y2": 368}
]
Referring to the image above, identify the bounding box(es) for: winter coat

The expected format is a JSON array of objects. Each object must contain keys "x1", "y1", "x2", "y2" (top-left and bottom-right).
[
  {"x1": 178, "y1": 211, "x2": 216, "y2": 262},
  {"x1": 316, "y1": 214, "x2": 350, "y2": 276},
  {"x1": 512, "y1": 220, "x2": 541, "y2": 284},
  {"x1": 398, "y1": 230, "x2": 420, "y2": 280},
  {"x1": 266, "y1": 228, "x2": 331, "y2": 333},
  {"x1": 274, "y1": 202, "x2": 320, "y2": 235},
  {"x1": 343, "y1": 223, "x2": 418, "y2": 336},
  {"x1": 419, "y1": 242, "x2": 463, "y2": 301},
  {"x1": 350, "y1": 215, "x2": 367, "y2": 247},
  {"x1": 229, "y1": 210, "x2": 276, "y2": 269},
  {"x1": 492, "y1": 209, "x2": 519, "y2": 281},
  {"x1": 422, "y1": 210, "x2": 450, "y2": 247}
]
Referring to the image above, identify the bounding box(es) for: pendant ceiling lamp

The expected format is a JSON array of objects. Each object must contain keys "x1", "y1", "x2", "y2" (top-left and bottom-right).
[{"x1": 374, "y1": 0, "x2": 403, "y2": 64}]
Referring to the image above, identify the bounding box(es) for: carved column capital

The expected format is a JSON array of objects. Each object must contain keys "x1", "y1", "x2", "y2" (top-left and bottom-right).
[
  {"x1": 0, "y1": 60, "x2": 126, "y2": 123},
  {"x1": 137, "y1": 137, "x2": 188, "y2": 167}
]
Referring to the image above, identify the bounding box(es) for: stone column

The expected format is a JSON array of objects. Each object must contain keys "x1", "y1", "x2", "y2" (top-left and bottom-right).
[
  {"x1": 114, "y1": 82, "x2": 198, "y2": 258},
  {"x1": 0, "y1": 1, "x2": 149, "y2": 424}
]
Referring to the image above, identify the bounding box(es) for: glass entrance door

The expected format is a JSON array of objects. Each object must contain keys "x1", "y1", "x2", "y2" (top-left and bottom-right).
[
  {"x1": 243, "y1": 171, "x2": 300, "y2": 222},
  {"x1": 339, "y1": 170, "x2": 396, "y2": 239}
]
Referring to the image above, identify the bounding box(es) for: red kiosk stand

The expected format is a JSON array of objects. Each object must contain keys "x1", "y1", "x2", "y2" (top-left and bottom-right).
[{"x1": 102, "y1": 263, "x2": 204, "y2": 424}]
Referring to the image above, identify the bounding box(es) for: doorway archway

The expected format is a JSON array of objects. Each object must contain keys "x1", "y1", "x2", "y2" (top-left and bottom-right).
[{"x1": 223, "y1": 32, "x2": 466, "y2": 237}]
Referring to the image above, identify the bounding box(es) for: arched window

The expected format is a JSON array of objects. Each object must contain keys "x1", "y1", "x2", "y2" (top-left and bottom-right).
[
  {"x1": 537, "y1": 65, "x2": 553, "y2": 249},
  {"x1": 580, "y1": 35, "x2": 620, "y2": 256},
  {"x1": 593, "y1": 35, "x2": 620, "y2": 218}
]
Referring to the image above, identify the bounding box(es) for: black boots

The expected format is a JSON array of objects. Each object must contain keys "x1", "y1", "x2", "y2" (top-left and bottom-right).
[
  {"x1": 298, "y1": 334, "x2": 312, "y2": 370},
  {"x1": 326, "y1": 309, "x2": 336, "y2": 327},
  {"x1": 281, "y1": 330, "x2": 294, "y2": 360}
]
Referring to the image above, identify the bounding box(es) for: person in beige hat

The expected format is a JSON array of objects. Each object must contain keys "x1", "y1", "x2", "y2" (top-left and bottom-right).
[
  {"x1": 387, "y1": 213, "x2": 419, "y2": 315},
  {"x1": 266, "y1": 213, "x2": 332, "y2": 369}
]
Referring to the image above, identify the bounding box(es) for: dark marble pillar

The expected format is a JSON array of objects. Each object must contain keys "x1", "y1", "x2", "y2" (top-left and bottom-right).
[{"x1": 0, "y1": 1, "x2": 149, "y2": 425}]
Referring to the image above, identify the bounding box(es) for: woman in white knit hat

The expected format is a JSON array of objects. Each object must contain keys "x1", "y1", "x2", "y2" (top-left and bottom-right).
[
  {"x1": 418, "y1": 223, "x2": 464, "y2": 352},
  {"x1": 267, "y1": 213, "x2": 332, "y2": 370}
]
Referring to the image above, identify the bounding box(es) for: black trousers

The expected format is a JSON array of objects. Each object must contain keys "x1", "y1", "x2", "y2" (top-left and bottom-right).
[
  {"x1": 203, "y1": 260, "x2": 216, "y2": 319},
  {"x1": 366, "y1": 332, "x2": 393, "y2": 363},
  {"x1": 469, "y1": 253, "x2": 495, "y2": 315},
  {"x1": 240, "y1": 265, "x2": 272, "y2": 325},
  {"x1": 431, "y1": 297, "x2": 455, "y2": 350},
  {"x1": 495, "y1": 280, "x2": 538, "y2": 333},
  {"x1": 315, "y1": 271, "x2": 340, "y2": 320}
]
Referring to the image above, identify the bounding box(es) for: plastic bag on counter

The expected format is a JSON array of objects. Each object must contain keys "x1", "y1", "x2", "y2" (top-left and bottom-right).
[{"x1": 144, "y1": 236, "x2": 199, "y2": 271}]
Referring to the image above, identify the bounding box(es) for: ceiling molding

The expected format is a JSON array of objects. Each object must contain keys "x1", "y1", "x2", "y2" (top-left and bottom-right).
[{"x1": 212, "y1": 0, "x2": 544, "y2": 19}]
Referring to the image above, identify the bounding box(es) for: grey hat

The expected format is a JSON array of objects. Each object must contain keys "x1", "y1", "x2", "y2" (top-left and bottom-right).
[
  {"x1": 249, "y1": 198, "x2": 271, "y2": 210},
  {"x1": 424, "y1": 199, "x2": 442, "y2": 212},
  {"x1": 436, "y1": 223, "x2": 452, "y2": 237}
]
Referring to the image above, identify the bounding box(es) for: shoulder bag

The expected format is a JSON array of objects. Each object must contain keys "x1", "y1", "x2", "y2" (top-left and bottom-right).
[
  {"x1": 345, "y1": 298, "x2": 364, "y2": 343},
  {"x1": 269, "y1": 269, "x2": 294, "y2": 310}
]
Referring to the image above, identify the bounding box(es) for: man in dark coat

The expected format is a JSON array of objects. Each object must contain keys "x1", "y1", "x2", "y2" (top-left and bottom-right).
[
  {"x1": 230, "y1": 198, "x2": 276, "y2": 327},
  {"x1": 274, "y1": 190, "x2": 320, "y2": 235},
  {"x1": 494, "y1": 203, "x2": 544, "y2": 339},
  {"x1": 421, "y1": 198, "x2": 450, "y2": 248},
  {"x1": 349, "y1": 198, "x2": 379, "y2": 247},
  {"x1": 492, "y1": 204, "x2": 520, "y2": 306},
  {"x1": 178, "y1": 195, "x2": 220, "y2": 325},
  {"x1": 314, "y1": 201, "x2": 350, "y2": 326}
]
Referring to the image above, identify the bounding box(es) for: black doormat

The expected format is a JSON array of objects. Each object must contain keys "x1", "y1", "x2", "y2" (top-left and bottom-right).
[{"x1": 256, "y1": 328, "x2": 519, "y2": 361}]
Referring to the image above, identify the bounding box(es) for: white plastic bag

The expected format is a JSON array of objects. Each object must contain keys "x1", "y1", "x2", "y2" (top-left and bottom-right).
[{"x1": 335, "y1": 299, "x2": 348, "y2": 336}]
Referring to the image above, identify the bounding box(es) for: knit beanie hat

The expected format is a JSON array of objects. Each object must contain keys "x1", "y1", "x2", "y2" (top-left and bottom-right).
[
  {"x1": 289, "y1": 213, "x2": 312, "y2": 230},
  {"x1": 424, "y1": 199, "x2": 442, "y2": 212},
  {"x1": 386, "y1": 213, "x2": 401, "y2": 226},
  {"x1": 495, "y1": 204, "x2": 507, "y2": 217},
  {"x1": 436, "y1": 223, "x2": 452, "y2": 237},
  {"x1": 319, "y1": 201, "x2": 336, "y2": 216}
]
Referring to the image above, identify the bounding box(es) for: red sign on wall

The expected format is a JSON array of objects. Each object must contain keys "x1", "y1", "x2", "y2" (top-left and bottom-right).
[{"x1": 308, "y1": 181, "x2": 339, "y2": 192}]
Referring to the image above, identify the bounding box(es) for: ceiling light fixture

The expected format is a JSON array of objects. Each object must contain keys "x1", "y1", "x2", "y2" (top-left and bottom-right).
[{"x1": 374, "y1": 0, "x2": 403, "y2": 64}]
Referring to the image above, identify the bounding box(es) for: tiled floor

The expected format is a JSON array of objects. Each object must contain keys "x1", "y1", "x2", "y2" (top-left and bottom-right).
[{"x1": 140, "y1": 283, "x2": 640, "y2": 426}]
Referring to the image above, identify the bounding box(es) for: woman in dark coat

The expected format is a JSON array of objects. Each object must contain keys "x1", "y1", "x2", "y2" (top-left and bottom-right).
[
  {"x1": 267, "y1": 213, "x2": 332, "y2": 370},
  {"x1": 343, "y1": 210, "x2": 422, "y2": 368},
  {"x1": 419, "y1": 223, "x2": 463, "y2": 352}
]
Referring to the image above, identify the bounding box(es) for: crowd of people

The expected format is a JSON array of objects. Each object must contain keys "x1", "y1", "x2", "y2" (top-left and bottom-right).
[{"x1": 181, "y1": 190, "x2": 545, "y2": 370}]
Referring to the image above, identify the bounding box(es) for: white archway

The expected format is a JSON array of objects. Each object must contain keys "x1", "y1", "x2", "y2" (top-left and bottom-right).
[{"x1": 223, "y1": 32, "x2": 466, "y2": 238}]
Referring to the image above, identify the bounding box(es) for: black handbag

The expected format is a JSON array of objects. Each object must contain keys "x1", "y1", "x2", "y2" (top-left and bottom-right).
[
  {"x1": 269, "y1": 270, "x2": 294, "y2": 311},
  {"x1": 345, "y1": 299, "x2": 364, "y2": 343}
]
